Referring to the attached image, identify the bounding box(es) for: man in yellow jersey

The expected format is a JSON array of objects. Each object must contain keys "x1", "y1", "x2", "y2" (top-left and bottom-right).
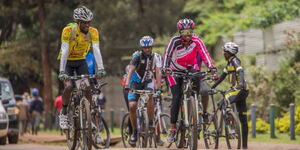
[{"x1": 58, "y1": 6, "x2": 106, "y2": 129}]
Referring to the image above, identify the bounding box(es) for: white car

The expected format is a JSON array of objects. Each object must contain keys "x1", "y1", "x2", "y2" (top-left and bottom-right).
[{"x1": 0, "y1": 99, "x2": 8, "y2": 145}]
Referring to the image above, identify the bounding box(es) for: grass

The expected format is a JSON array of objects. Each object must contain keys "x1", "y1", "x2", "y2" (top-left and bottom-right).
[{"x1": 248, "y1": 132, "x2": 300, "y2": 144}]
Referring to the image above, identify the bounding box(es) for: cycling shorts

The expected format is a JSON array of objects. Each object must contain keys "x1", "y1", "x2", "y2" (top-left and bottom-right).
[
  {"x1": 65, "y1": 60, "x2": 89, "y2": 76},
  {"x1": 128, "y1": 81, "x2": 154, "y2": 102}
]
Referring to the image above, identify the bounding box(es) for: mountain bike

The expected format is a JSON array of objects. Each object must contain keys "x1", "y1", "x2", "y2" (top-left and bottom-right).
[
  {"x1": 204, "y1": 88, "x2": 241, "y2": 149},
  {"x1": 65, "y1": 75, "x2": 94, "y2": 150},
  {"x1": 171, "y1": 70, "x2": 208, "y2": 150},
  {"x1": 121, "y1": 112, "x2": 132, "y2": 148},
  {"x1": 154, "y1": 94, "x2": 171, "y2": 148},
  {"x1": 90, "y1": 81, "x2": 110, "y2": 149}
]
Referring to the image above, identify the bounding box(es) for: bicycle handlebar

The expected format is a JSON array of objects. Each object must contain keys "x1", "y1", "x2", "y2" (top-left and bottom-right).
[{"x1": 67, "y1": 74, "x2": 97, "y2": 80}]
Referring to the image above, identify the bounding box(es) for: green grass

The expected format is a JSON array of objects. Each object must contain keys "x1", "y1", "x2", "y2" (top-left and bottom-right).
[{"x1": 248, "y1": 132, "x2": 300, "y2": 144}]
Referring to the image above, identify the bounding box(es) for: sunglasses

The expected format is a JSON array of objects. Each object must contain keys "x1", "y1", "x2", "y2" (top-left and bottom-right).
[{"x1": 180, "y1": 29, "x2": 193, "y2": 36}]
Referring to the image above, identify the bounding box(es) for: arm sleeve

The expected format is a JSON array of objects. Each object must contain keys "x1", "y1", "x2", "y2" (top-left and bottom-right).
[
  {"x1": 163, "y1": 37, "x2": 178, "y2": 68},
  {"x1": 59, "y1": 42, "x2": 69, "y2": 72},
  {"x1": 211, "y1": 70, "x2": 227, "y2": 89},
  {"x1": 196, "y1": 38, "x2": 215, "y2": 68},
  {"x1": 233, "y1": 58, "x2": 245, "y2": 89},
  {"x1": 92, "y1": 43, "x2": 104, "y2": 70},
  {"x1": 130, "y1": 55, "x2": 140, "y2": 67}
]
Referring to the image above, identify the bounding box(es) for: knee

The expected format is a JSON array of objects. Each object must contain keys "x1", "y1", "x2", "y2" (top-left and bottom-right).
[
  {"x1": 129, "y1": 102, "x2": 137, "y2": 113},
  {"x1": 64, "y1": 83, "x2": 73, "y2": 92}
]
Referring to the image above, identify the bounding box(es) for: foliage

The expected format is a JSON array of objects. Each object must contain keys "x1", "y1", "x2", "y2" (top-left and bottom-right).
[
  {"x1": 184, "y1": 0, "x2": 300, "y2": 45},
  {"x1": 249, "y1": 118, "x2": 270, "y2": 134},
  {"x1": 275, "y1": 112, "x2": 290, "y2": 133}
]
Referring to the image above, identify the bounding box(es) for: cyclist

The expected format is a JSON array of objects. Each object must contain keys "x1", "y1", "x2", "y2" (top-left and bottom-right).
[
  {"x1": 124, "y1": 36, "x2": 162, "y2": 146},
  {"x1": 211, "y1": 42, "x2": 249, "y2": 149},
  {"x1": 162, "y1": 18, "x2": 216, "y2": 142},
  {"x1": 58, "y1": 6, "x2": 106, "y2": 129}
]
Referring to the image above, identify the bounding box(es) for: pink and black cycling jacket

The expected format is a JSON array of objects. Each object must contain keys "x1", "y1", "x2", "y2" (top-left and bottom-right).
[{"x1": 163, "y1": 35, "x2": 215, "y2": 86}]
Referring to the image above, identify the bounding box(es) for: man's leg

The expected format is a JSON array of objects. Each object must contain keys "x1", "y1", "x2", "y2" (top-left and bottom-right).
[
  {"x1": 128, "y1": 99, "x2": 138, "y2": 146},
  {"x1": 60, "y1": 80, "x2": 73, "y2": 129}
]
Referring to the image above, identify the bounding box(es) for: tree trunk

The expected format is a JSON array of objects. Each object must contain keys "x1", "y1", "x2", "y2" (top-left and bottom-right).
[{"x1": 39, "y1": 0, "x2": 53, "y2": 129}]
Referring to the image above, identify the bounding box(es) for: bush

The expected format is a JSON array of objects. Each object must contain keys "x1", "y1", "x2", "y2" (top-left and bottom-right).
[
  {"x1": 249, "y1": 118, "x2": 270, "y2": 134},
  {"x1": 275, "y1": 114, "x2": 290, "y2": 133},
  {"x1": 296, "y1": 123, "x2": 300, "y2": 135}
]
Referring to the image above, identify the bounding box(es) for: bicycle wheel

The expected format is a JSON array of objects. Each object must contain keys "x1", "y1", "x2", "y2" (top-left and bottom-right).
[
  {"x1": 137, "y1": 110, "x2": 148, "y2": 148},
  {"x1": 148, "y1": 130, "x2": 157, "y2": 148},
  {"x1": 224, "y1": 110, "x2": 241, "y2": 149},
  {"x1": 188, "y1": 96, "x2": 198, "y2": 150},
  {"x1": 66, "y1": 102, "x2": 78, "y2": 150},
  {"x1": 175, "y1": 108, "x2": 186, "y2": 148},
  {"x1": 203, "y1": 112, "x2": 219, "y2": 149},
  {"x1": 121, "y1": 113, "x2": 132, "y2": 148},
  {"x1": 91, "y1": 114, "x2": 110, "y2": 149},
  {"x1": 81, "y1": 98, "x2": 93, "y2": 150},
  {"x1": 155, "y1": 113, "x2": 171, "y2": 148}
]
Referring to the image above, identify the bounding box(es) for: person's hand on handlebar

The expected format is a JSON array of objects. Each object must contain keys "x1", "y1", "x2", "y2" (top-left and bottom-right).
[{"x1": 162, "y1": 67, "x2": 172, "y2": 76}]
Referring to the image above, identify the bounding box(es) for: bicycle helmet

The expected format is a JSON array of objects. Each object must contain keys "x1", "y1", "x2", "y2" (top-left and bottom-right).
[
  {"x1": 140, "y1": 36, "x2": 154, "y2": 47},
  {"x1": 73, "y1": 6, "x2": 93, "y2": 22},
  {"x1": 31, "y1": 88, "x2": 39, "y2": 96},
  {"x1": 177, "y1": 18, "x2": 195, "y2": 30},
  {"x1": 222, "y1": 42, "x2": 239, "y2": 55}
]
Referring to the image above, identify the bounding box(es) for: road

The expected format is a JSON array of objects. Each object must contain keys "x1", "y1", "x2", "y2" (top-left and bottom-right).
[
  {"x1": 0, "y1": 144, "x2": 67, "y2": 150},
  {"x1": 1, "y1": 142, "x2": 300, "y2": 150}
]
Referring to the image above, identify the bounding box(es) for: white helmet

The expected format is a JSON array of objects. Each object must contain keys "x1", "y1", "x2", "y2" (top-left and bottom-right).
[
  {"x1": 140, "y1": 36, "x2": 154, "y2": 47},
  {"x1": 73, "y1": 6, "x2": 93, "y2": 22},
  {"x1": 222, "y1": 42, "x2": 239, "y2": 54}
]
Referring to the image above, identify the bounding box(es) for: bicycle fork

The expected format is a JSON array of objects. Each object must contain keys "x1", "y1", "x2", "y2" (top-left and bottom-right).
[{"x1": 183, "y1": 94, "x2": 189, "y2": 127}]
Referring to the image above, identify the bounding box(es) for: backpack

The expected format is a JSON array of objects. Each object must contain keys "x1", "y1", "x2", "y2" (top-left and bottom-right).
[{"x1": 57, "y1": 23, "x2": 92, "y2": 60}]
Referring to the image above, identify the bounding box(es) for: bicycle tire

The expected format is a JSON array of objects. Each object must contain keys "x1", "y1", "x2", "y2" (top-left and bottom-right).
[
  {"x1": 224, "y1": 110, "x2": 241, "y2": 149},
  {"x1": 91, "y1": 114, "x2": 110, "y2": 149},
  {"x1": 121, "y1": 113, "x2": 132, "y2": 148},
  {"x1": 66, "y1": 101, "x2": 78, "y2": 150},
  {"x1": 82, "y1": 98, "x2": 92, "y2": 150},
  {"x1": 188, "y1": 96, "x2": 198, "y2": 150},
  {"x1": 203, "y1": 112, "x2": 219, "y2": 149},
  {"x1": 155, "y1": 113, "x2": 171, "y2": 148},
  {"x1": 137, "y1": 110, "x2": 149, "y2": 148},
  {"x1": 175, "y1": 108, "x2": 186, "y2": 148}
]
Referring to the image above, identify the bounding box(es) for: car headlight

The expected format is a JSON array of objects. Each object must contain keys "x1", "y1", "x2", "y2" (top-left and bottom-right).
[
  {"x1": 0, "y1": 112, "x2": 7, "y2": 120},
  {"x1": 7, "y1": 107, "x2": 19, "y2": 115}
]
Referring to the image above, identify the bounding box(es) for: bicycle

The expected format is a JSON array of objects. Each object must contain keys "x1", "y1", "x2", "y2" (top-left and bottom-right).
[
  {"x1": 171, "y1": 70, "x2": 208, "y2": 150},
  {"x1": 153, "y1": 94, "x2": 171, "y2": 148},
  {"x1": 121, "y1": 112, "x2": 132, "y2": 148},
  {"x1": 90, "y1": 81, "x2": 110, "y2": 149},
  {"x1": 121, "y1": 89, "x2": 155, "y2": 148},
  {"x1": 64, "y1": 74, "x2": 94, "y2": 150},
  {"x1": 203, "y1": 88, "x2": 241, "y2": 149}
]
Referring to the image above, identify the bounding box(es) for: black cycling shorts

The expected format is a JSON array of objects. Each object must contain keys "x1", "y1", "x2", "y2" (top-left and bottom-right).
[{"x1": 65, "y1": 60, "x2": 89, "y2": 76}]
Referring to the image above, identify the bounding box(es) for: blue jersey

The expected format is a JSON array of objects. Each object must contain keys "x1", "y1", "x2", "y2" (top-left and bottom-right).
[{"x1": 86, "y1": 52, "x2": 96, "y2": 75}]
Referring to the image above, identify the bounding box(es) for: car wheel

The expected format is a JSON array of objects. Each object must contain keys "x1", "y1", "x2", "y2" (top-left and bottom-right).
[
  {"x1": 8, "y1": 134, "x2": 18, "y2": 144},
  {"x1": 0, "y1": 136, "x2": 7, "y2": 145}
]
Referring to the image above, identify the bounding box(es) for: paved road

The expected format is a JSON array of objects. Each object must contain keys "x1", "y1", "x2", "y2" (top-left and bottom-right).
[{"x1": 0, "y1": 144, "x2": 67, "y2": 150}]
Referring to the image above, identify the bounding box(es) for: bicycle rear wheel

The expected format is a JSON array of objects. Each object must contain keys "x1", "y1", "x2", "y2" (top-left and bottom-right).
[
  {"x1": 155, "y1": 113, "x2": 171, "y2": 148},
  {"x1": 66, "y1": 101, "x2": 78, "y2": 150},
  {"x1": 225, "y1": 110, "x2": 241, "y2": 149},
  {"x1": 188, "y1": 96, "x2": 198, "y2": 150},
  {"x1": 91, "y1": 114, "x2": 110, "y2": 149},
  {"x1": 137, "y1": 110, "x2": 148, "y2": 148},
  {"x1": 121, "y1": 113, "x2": 132, "y2": 148}
]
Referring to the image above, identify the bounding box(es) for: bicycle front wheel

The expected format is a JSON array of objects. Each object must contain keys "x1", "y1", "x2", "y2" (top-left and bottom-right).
[
  {"x1": 91, "y1": 114, "x2": 110, "y2": 149},
  {"x1": 224, "y1": 110, "x2": 241, "y2": 149},
  {"x1": 121, "y1": 113, "x2": 132, "y2": 148},
  {"x1": 80, "y1": 98, "x2": 92, "y2": 150},
  {"x1": 188, "y1": 96, "x2": 198, "y2": 150},
  {"x1": 137, "y1": 110, "x2": 148, "y2": 148},
  {"x1": 155, "y1": 113, "x2": 171, "y2": 148},
  {"x1": 66, "y1": 101, "x2": 78, "y2": 150}
]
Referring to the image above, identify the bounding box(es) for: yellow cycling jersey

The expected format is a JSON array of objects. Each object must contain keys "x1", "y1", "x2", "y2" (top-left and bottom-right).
[{"x1": 59, "y1": 24, "x2": 100, "y2": 60}]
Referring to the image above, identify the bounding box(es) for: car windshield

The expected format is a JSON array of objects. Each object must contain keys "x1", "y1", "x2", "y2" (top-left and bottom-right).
[{"x1": 0, "y1": 81, "x2": 12, "y2": 100}]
